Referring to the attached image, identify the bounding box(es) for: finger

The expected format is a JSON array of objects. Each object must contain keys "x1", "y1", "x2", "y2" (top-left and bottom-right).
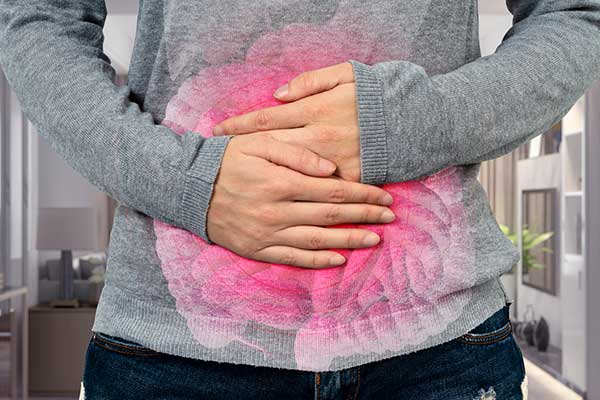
[
  {"x1": 273, "y1": 62, "x2": 355, "y2": 102},
  {"x1": 213, "y1": 101, "x2": 306, "y2": 135},
  {"x1": 273, "y1": 225, "x2": 381, "y2": 250},
  {"x1": 245, "y1": 136, "x2": 337, "y2": 177},
  {"x1": 288, "y1": 174, "x2": 393, "y2": 206},
  {"x1": 252, "y1": 245, "x2": 346, "y2": 269},
  {"x1": 283, "y1": 202, "x2": 395, "y2": 226}
]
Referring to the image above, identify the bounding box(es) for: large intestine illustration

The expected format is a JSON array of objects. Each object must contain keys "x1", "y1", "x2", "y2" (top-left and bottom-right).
[{"x1": 154, "y1": 21, "x2": 476, "y2": 370}]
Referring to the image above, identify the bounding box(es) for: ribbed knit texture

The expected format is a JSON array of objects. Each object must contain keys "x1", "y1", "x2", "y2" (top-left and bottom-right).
[
  {"x1": 1, "y1": 0, "x2": 599, "y2": 371},
  {"x1": 180, "y1": 134, "x2": 233, "y2": 243},
  {"x1": 348, "y1": 60, "x2": 388, "y2": 185}
]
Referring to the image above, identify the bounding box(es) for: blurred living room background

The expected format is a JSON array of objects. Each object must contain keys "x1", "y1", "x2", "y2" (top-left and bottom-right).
[{"x1": 1, "y1": 0, "x2": 599, "y2": 399}]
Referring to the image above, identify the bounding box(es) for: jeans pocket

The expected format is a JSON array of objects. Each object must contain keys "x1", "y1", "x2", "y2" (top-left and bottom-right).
[
  {"x1": 92, "y1": 331, "x2": 160, "y2": 357},
  {"x1": 457, "y1": 304, "x2": 513, "y2": 346}
]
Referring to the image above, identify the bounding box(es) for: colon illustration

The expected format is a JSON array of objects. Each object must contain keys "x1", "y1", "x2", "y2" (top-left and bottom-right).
[{"x1": 153, "y1": 20, "x2": 476, "y2": 370}]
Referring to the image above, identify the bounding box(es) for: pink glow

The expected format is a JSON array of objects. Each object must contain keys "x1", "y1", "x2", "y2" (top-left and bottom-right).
[{"x1": 155, "y1": 23, "x2": 475, "y2": 370}]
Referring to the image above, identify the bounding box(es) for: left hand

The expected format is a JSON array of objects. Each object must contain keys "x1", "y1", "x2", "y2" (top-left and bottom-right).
[{"x1": 212, "y1": 62, "x2": 361, "y2": 182}]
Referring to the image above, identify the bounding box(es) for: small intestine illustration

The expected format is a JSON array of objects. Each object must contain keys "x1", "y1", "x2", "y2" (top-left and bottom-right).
[{"x1": 154, "y1": 21, "x2": 476, "y2": 370}]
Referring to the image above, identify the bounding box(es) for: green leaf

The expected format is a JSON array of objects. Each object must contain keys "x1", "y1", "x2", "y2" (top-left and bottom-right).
[{"x1": 528, "y1": 232, "x2": 554, "y2": 248}]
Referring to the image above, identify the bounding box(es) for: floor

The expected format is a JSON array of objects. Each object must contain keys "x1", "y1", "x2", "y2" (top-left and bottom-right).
[
  {"x1": 524, "y1": 358, "x2": 582, "y2": 400},
  {"x1": 517, "y1": 337, "x2": 562, "y2": 375},
  {"x1": 0, "y1": 339, "x2": 584, "y2": 399}
]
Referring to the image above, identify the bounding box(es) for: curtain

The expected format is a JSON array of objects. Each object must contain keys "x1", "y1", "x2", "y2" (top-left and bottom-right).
[{"x1": 478, "y1": 150, "x2": 521, "y2": 231}]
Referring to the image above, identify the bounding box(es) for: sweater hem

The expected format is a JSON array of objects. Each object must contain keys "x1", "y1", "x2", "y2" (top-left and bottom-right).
[{"x1": 91, "y1": 277, "x2": 508, "y2": 371}]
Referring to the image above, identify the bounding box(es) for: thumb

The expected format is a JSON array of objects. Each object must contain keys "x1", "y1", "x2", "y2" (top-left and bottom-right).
[{"x1": 273, "y1": 62, "x2": 355, "y2": 102}]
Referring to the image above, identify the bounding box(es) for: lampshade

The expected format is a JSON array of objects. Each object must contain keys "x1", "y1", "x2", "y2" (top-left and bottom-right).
[{"x1": 36, "y1": 207, "x2": 99, "y2": 251}]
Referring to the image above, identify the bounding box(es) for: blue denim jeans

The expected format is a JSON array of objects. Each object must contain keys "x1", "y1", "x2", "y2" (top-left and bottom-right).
[{"x1": 81, "y1": 302, "x2": 526, "y2": 399}]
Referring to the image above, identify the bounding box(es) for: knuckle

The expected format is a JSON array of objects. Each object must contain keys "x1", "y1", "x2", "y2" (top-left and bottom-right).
[
  {"x1": 325, "y1": 205, "x2": 342, "y2": 223},
  {"x1": 257, "y1": 204, "x2": 282, "y2": 226},
  {"x1": 308, "y1": 232, "x2": 324, "y2": 249},
  {"x1": 254, "y1": 135, "x2": 274, "y2": 157},
  {"x1": 316, "y1": 126, "x2": 341, "y2": 143},
  {"x1": 226, "y1": 118, "x2": 241, "y2": 133},
  {"x1": 345, "y1": 231, "x2": 355, "y2": 248},
  {"x1": 297, "y1": 147, "x2": 315, "y2": 167},
  {"x1": 361, "y1": 206, "x2": 373, "y2": 222},
  {"x1": 250, "y1": 225, "x2": 271, "y2": 245},
  {"x1": 254, "y1": 109, "x2": 272, "y2": 130},
  {"x1": 297, "y1": 72, "x2": 316, "y2": 90},
  {"x1": 284, "y1": 178, "x2": 303, "y2": 200},
  {"x1": 271, "y1": 177, "x2": 293, "y2": 196},
  {"x1": 254, "y1": 179, "x2": 273, "y2": 195},
  {"x1": 303, "y1": 102, "x2": 330, "y2": 120},
  {"x1": 346, "y1": 230, "x2": 362, "y2": 248},
  {"x1": 310, "y1": 253, "x2": 319, "y2": 269},
  {"x1": 357, "y1": 185, "x2": 373, "y2": 203},
  {"x1": 279, "y1": 252, "x2": 297, "y2": 266},
  {"x1": 328, "y1": 182, "x2": 347, "y2": 202}
]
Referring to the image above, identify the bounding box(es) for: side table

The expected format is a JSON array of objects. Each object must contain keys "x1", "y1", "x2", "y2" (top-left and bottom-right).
[
  {"x1": 0, "y1": 286, "x2": 28, "y2": 400},
  {"x1": 28, "y1": 303, "x2": 96, "y2": 397}
]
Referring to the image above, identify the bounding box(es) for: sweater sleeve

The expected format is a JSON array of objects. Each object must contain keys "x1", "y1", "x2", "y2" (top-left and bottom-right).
[
  {"x1": 349, "y1": 0, "x2": 600, "y2": 185},
  {"x1": 0, "y1": 1, "x2": 233, "y2": 243}
]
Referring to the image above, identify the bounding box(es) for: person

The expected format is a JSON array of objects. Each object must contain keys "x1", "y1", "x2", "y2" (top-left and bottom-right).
[{"x1": 1, "y1": 1, "x2": 599, "y2": 399}]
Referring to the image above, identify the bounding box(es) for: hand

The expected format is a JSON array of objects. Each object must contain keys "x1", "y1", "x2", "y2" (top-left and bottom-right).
[
  {"x1": 207, "y1": 134, "x2": 395, "y2": 269},
  {"x1": 212, "y1": 62, "x2": 361, "y2": 182}
]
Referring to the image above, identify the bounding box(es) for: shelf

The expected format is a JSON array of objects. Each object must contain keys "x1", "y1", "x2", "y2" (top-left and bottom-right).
[
  {"x1": 564, "y1": 253, "x2": 584, "y2": 263},
  {"x1": 564, "y1": 191, "x2": 583, "y2": 197},
  {"x1": 564, "y1": 130, "x2": 583, "y2": 137}
]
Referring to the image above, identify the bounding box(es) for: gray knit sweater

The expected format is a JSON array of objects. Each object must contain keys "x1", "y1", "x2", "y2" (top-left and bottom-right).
[{"x1": 1, "y1": 0, "x2": 599, "y2": 371}]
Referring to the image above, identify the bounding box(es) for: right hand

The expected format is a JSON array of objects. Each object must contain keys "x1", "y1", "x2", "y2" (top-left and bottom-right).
[{"x1": 206, "y1": 134, "x2": 395, "y2": 269}]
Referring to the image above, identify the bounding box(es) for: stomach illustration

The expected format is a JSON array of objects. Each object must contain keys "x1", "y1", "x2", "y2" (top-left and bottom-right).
[{"x1": 153, "y1": 22, "x2": 476, "y2": 370}]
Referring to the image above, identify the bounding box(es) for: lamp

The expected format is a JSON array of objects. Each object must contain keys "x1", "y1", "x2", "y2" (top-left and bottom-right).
[{"x1": 36, "y1": 207, "x2": 99, "y2": 307}]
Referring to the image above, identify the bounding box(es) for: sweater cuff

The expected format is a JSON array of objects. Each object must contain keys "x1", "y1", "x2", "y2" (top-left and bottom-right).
[
  {"x1": 179, "y1": 134, "x2": 233, "y2": 244},
  {"x1": 348, "y1": 59, "x2": 388, "y2": 185}
]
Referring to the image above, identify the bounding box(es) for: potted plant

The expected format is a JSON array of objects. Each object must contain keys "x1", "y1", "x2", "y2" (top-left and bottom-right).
[
  {"x1": 497, "y1": 223, "x2": 554, "y2": 308},
  {"x1": 499, "y1": 224, "x2": 554, "y2": 274}
]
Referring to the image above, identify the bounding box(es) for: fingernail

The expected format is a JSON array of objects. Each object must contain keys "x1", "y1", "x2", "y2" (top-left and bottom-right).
[
  {"x1": 363, "y1": 232, "x2": 380, "y2": 246},
  {"x1": 380, "y1": 193, "x2": 393, "y2": 205},
  {"x1": 212, "y1": 125, "x2": 224, "y2": 136},
  {"x1": 381, "y1": 210, "x2": 395, "y2": 223},
  {"x1": 273, "y1": 83, "x2": 289, "y2": 99},
  {"x1": 329, "y1": 254, "x2": 346, "y2": 266},
  {"x1": 319, "y1": 158, "x2": 336, "y2": 172}
]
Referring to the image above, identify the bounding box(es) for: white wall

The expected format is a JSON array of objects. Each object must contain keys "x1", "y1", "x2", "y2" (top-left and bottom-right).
[
  {"x1": 103, "y1": 1, "x2": 138, "y2": 75},
  {"x1": 479, "y1": 14, "x2": 513, "y2": 56}
]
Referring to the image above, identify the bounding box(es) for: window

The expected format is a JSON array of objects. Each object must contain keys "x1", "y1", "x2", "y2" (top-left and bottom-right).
[{"x1": 521, "y1": 188, "x2": 559, "y2": 294}]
